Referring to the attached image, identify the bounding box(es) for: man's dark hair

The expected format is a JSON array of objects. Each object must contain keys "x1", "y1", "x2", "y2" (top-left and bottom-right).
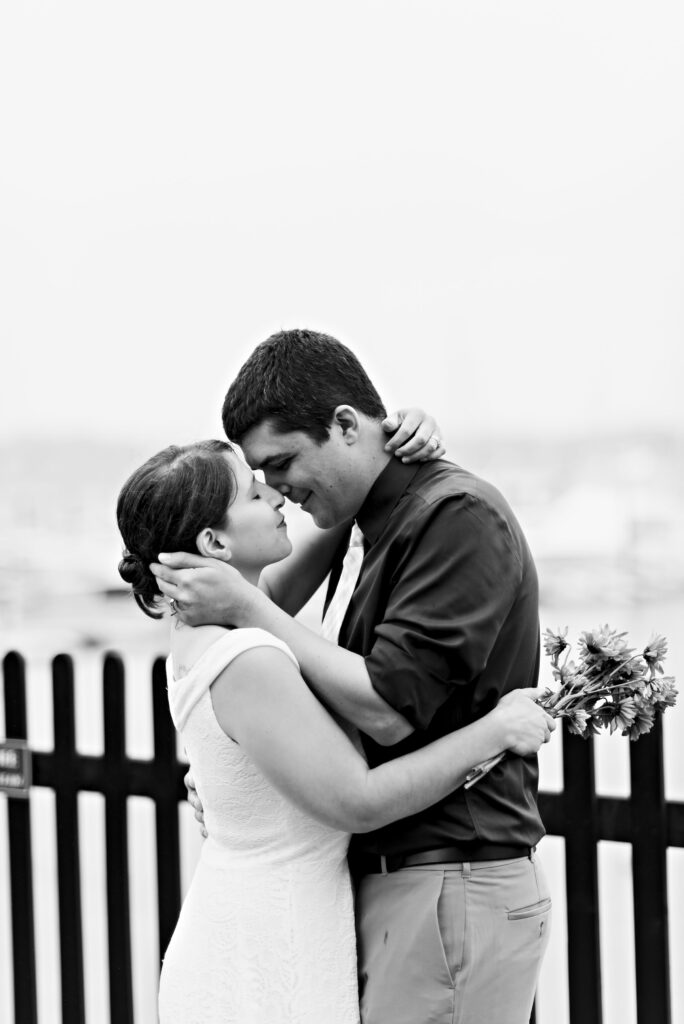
[{"x1": 222, "y1": 329, "x2": 387, "y2": 443}]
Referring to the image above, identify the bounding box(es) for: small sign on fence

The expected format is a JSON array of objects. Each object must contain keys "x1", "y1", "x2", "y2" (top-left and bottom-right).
[{"x1": 0, "y1": 740, "x2": 32, "y2": 797}]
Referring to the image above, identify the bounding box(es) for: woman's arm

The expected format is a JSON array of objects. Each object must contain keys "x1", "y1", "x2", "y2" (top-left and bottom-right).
[
  {"x1": 227, "y1": 587, "x2": 411, "y2": 744},
  {"x1": 211, "y1": 645, "x2": 554, "y2": 833},
  {"x1": 161, "y1": 569, "x2": 412, "y2": 745}
]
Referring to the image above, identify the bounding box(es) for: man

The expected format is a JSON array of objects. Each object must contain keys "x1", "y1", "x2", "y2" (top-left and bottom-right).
[{"x1": 152, "y1": 328, "x2": 551, "y2": 1024}]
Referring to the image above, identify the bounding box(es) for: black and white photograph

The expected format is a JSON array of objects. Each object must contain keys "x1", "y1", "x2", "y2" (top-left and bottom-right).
[{"x1": 1, "y1": 3, "x2": 682, "y2": 1023}]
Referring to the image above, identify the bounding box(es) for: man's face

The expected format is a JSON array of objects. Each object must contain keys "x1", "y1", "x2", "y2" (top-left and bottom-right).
[{"x1": 239, "y1": 419, "x2": 359, "y2": 529}]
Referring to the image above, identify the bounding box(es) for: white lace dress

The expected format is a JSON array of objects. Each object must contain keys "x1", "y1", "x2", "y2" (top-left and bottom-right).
[{"x1": 158, "y1": 628, "x2": 360, "y2": 1024}]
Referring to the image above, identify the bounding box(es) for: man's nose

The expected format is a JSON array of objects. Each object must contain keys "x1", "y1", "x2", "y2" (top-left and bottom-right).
[{"x1": 264, "y1": 473, "x2": 291, "y2": 497}]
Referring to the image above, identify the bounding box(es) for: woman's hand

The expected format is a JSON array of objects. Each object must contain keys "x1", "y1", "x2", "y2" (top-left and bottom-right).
[
  {"x1": 382, "y1": 408, "x2": 445, "y2": 463},
  {"x1": 492, "y1": 687, "x2": 556, "y2": 756},
  {"x1": 184, "y1": 769, "x2": 207, "y2": 838}
]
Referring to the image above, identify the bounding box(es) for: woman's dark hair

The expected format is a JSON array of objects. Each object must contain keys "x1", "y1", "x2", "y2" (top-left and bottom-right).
[
  {"x1": 116, "y1": 440, "x2": 236, "y2": 619},
  {"x1": 222, "y1": 328, "x2": 387, "y2": 443}
]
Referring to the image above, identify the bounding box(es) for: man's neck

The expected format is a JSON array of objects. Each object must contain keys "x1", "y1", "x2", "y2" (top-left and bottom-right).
[{"x1": 351, "y1": 423, "x2": 394, "y2": 510}]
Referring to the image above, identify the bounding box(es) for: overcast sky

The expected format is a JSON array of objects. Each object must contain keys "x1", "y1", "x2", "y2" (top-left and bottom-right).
[{"x1": 1, "y1": 1, "x2": 682, "y2": 447}]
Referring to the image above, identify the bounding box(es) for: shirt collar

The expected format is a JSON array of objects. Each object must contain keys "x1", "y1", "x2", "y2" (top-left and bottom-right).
[{"x1": 356, "y1": 457, "x2": 422, "y2": 545}]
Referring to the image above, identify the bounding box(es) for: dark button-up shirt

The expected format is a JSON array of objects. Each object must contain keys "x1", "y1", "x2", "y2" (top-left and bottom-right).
[{"x1": 328, "y1": 457, "x2": 545, "y2": 857}]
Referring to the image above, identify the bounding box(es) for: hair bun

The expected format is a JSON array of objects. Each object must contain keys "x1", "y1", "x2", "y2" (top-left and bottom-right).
[{"x1": 118, "y1": 551, "x2": 147, "y2": 588}]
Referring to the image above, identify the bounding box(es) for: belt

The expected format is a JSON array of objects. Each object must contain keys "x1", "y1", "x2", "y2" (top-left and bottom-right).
[{"x1": 351, "y1": 843, "x2": 532, "y2": 875}]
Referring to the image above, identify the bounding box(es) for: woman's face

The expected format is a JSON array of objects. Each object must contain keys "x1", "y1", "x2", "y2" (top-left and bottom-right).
[{"x1": 217, "y1": 452, "x2": 292, "y2": 578}]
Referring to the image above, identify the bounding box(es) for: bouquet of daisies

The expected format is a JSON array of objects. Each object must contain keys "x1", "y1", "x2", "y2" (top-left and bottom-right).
[{"x1": 464, "y1": 626, "x2": 678, "y2": 789}]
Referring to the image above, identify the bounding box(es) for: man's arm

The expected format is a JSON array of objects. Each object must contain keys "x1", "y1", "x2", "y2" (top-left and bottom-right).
[{"x1": 150, "y1": 555, "x2": 413, "y2": 745}]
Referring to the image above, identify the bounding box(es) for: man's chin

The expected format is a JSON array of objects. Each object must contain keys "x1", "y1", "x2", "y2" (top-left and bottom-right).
[
  {"x1": 309, "y1": 508, "x2": 335, "y2": 530},
  {"x1": 301, "y1": 497, "x2": 342, "y2": 530}
]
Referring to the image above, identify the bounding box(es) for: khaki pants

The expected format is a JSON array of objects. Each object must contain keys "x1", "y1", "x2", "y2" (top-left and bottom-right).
[{"x1": 355, "y1": 853, "x2": 551, "y2": 1024}]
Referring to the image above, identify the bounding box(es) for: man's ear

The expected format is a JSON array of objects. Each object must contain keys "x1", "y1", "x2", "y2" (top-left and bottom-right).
[
  {"x1": 332, "y1": 404, "x2": 360, "y2": 445},
  {"x1": 195, "y1": 527, "x2": 231, "y2": 561}
]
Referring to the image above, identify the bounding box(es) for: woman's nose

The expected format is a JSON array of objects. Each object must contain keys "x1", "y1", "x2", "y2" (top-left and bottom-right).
[{"x1": 262, "y1": 482, "x2": 286, "y2": 505}]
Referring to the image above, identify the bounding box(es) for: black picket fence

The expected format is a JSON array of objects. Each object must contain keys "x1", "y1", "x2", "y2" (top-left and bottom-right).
[{"x1": 1, "y1": 649, "x2": 682, "y2": 1024}]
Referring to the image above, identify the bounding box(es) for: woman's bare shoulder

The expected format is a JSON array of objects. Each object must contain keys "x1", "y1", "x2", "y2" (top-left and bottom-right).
[{"x1": 170, "y1": 623, "x2": 230, "y2": 679}]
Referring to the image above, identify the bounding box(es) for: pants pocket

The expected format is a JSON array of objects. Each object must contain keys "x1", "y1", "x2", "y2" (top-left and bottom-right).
[
  {"x1": 507, "y1": 896, "x2": 552, "y2": 921},
  {"x1": 435, "y1": 871, "x2": 464, "y2": 987}
]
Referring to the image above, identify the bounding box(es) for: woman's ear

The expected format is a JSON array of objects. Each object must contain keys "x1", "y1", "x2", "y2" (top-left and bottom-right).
[
  {"x1": 332, "y1": 404, "x2": 360, "y2": 444},
  {"x1": 195, "y1": 527, "x2": 231, "y2": 561}
]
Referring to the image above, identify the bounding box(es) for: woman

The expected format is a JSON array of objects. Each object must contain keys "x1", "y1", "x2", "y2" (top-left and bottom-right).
[{"x1": 116, "y1": 435, "x2": 553, "y2": 1024}]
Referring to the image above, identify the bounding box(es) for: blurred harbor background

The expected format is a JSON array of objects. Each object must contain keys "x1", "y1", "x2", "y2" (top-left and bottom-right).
[{"x1": 2, "y1": 430, "x2": 682, "y2": 655}]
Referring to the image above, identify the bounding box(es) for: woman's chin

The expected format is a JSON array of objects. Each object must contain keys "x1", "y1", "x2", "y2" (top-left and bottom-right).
[
  {"x1": 261, "y1": 539, "x2": 293, "y2": 569},
  {"x1": 275, "y1": 539, "x2": 294, "y2": 562}
]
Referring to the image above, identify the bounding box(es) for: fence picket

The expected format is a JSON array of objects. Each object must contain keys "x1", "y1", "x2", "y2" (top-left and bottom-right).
[
  {"x1": 102, "y1": 653, "x2": 134, "y2": 1024},
  {"x1": 52, "y1": 654, "x2": 86, "y2": 1024},
  {"x1": 630, "y1": 719, "x2": 671, "y2": 1024},
  {"x1": 2, "y1": 652, "x2": 39, "y2": 1024},
  {"x1": 151, "y1": 656, "x2": 183, "y2": 966},
  {"x1": 562, "y1": 731, "x2": 603, "y2": 1024}
]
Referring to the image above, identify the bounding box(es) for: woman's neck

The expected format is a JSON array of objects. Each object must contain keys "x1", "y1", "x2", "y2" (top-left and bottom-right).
[{"x1": 235, "y1": 565, "x2": 261, "y2": 587}]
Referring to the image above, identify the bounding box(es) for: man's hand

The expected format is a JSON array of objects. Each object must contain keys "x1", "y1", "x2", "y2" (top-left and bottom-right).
[
  {"x1": 150, "y1": 553, "x2": 257, "y2": 626},
  {"x1": 493, "y1": 687, "x2": 556, "y2": 756},
  {"x1": 184, "y1": 769, "x2": 207, "y2": 838},
  {"x1": 382, "y1": 408, "x2": 445, "y2": 462}
]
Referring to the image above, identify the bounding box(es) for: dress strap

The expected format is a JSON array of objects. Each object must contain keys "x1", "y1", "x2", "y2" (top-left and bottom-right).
[{"x1": 166, "y1": 628, "x2": 300, "y2": 731}]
